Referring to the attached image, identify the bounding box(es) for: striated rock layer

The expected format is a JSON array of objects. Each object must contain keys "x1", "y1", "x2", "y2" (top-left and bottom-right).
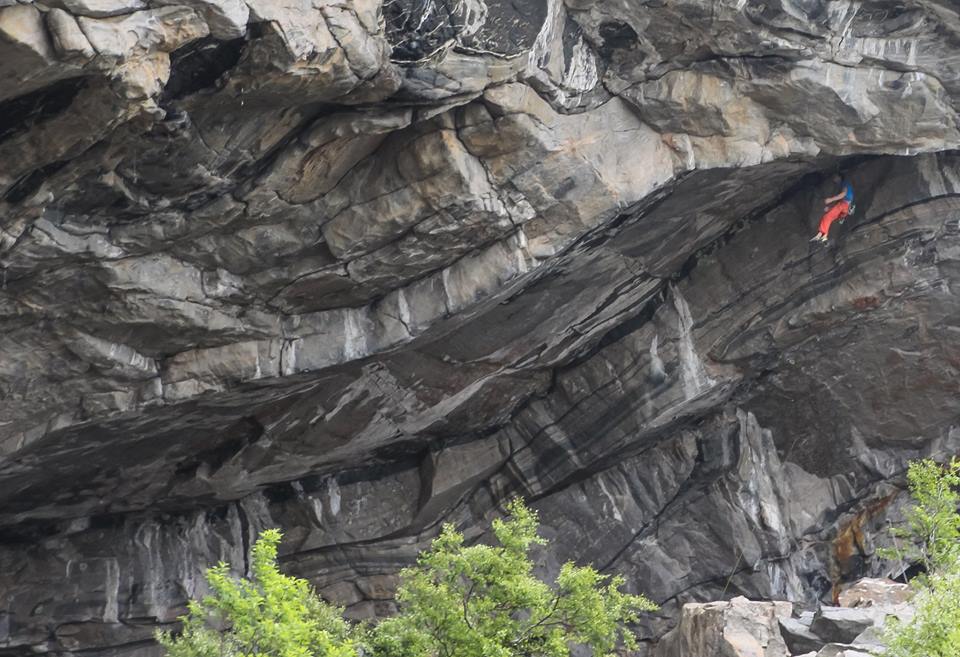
[{"x1": 1, "y1": 0, "x2": 959, "y2": 654}]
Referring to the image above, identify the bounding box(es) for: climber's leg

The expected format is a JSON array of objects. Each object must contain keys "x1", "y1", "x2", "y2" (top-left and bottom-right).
[{"x1": 817, "y1": 201, "x2": 850, "y2": 240}]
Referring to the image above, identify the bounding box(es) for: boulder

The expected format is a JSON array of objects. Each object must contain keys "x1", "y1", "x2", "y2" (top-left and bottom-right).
[
  {"x1": 838, "y1": 578, "x2": 912, "y2": 609},
  {"x1": 654, "y1": 597, "x2": 792, "y2": 657},
  {"x1": 779, "y1": 612, "x2": 822, "y2": 655},
  {"x1": 808, "y1": 608, "x2": 882, "y2": 646},
  {"x1": 812, "y1": 646, "x2": 875, "y2": 657},
  {"x1": 850, "y1": 625, "x2": 886, "y2": 651}
]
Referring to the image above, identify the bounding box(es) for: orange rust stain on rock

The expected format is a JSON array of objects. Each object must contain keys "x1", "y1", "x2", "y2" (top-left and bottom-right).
[
  {"x1": 831, "y1": 492, "x2": 899, "y2": 603},
  {"x1": 851, "y1": 296, "x2": 880, "y2": 311}
]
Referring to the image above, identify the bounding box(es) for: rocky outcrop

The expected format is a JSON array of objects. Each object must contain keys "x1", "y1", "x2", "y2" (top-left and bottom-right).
[
  {"x1": 838, "y1": 578, "x2": 913, "y2": 609},
  {"x1": 1, "y1": 1, "x2": 960, "y2": 655},
  {"x1": 657, "y1": 579, "x2": 912, "y2": 657},
  {"x1": 653, "y1": 597, "x2": 793, "y2": 657}
]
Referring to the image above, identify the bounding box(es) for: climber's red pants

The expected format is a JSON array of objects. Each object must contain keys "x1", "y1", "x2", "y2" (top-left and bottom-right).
[{"x1": 818, "y1": 200, "x2": 850, "y2": 237}]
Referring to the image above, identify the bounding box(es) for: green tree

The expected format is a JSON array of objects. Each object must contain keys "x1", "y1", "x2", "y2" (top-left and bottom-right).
[
  {"x1": 156, "y1": 529, "x2": 356, "y2": 657},
  {"x1": 883, "y1": 458, "x2": 960, "y2": 657},
  {"x1": 884, "y1": 567, "x2": 960, "y2": 657},
  {"x1": 367, "y1": 498, "x2": 657, "y2": 657},
  {"x1": 882, "y1": 458, "x2": 960, "y2": 576}
]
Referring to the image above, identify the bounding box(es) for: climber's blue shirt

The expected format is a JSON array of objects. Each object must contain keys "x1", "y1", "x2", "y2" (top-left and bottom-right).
[{"x1": 843, "y1": 182, "x2": 854, "y2": 203}]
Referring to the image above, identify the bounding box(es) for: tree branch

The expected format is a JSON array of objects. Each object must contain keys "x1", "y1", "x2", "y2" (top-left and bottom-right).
[
  {"x1": 462, "y1": 581, "x2": 476, "y2": 630},
  {"x1": 510, "y1": 593, "x2": 563, "y2": 647}
]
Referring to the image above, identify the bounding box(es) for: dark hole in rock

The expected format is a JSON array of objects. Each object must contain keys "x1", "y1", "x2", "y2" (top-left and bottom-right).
[
  {"x1": 172, "y1": 416, "x2": 264, "y2": 480},
  {"x1": 88, "y1": 513, "x2": 124, "y2": 531},
  {"x1": 3, "y1": 159, "x2": 69, "y2": 204},
  {"x1": 263, "y1": 484, "x2": 296, "y2": 504},
  {"x1": 896, "y1": 561, "x2": 927, "y2": 583},
  {"x1": 204, "y1": 506, "x2": 230, "y2": 522},
  {"x1": 0, "y1": 77, "x2": 87, "y2": 144},
  {"x1": 246, "y1": 20, "x2": 270, "y2": 40},
  {"x1": 0, "y1": 519, "x2": 61, "y2": 545},
  {"x1": 160, "y1": 36, "x2": 246, "y2": 104},
  {"x1": 597, "y1": 21, "x2": 638, "y2": 56},
  {"x1": 54, "y1": 172, "x2": 140, "y2": 217},
  {"x1": 196, "y1": 436, "x2": 247, "y2": 473}
]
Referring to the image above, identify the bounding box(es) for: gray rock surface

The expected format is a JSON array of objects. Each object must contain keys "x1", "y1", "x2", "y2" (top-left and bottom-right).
[
  {"x1": 0, "y1": 0, "x2": 959, "y2": 654},
  {"x1": 780, "y1": 613, "x2": 823, "y2": 656},
  {"x1": 808, "y1": 608, "x2": 884, "y2": 646},
  {"x1": 838, "y1": 578, "x2": 912, "y2": 608},
  {"x1": 661, "y1": 578, "x2": 910, "y2": 656},
  {"x1": 811, "y1": 646, "x2": 876, "y2": 657},
  {"x1": 653, "y1": 597, "x2": 792, "y2": 657}
]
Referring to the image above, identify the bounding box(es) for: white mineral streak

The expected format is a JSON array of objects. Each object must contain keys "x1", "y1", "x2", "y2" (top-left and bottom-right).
[{"x1": 671, "y1": 285, "x2": 714, "y2": 398}]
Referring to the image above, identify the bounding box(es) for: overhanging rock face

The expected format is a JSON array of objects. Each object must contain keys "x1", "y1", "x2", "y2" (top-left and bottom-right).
[{"x1": 1, "y1": 1, "x2": 959, "y2": 655}]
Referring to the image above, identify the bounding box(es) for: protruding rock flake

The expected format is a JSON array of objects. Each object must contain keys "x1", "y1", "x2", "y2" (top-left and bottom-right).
[
  {"x1": 561, "y1": 36, "x2": 599, "y2": 95},
  {"x1": 671, "y1": 285, "x2": 716, "y2": 398},
  {"x1": 343, "y1": 308, "x2": 369, "y2": 361},
  {"x1": 325, "y1": 476, "x2": 342, "y2": 518},
  {"x1": 0, "y1": 0, "x2": 959, "y2": 653},
  {"x1": 648, "y1": 333, "x2": 667, "y2": 384}
]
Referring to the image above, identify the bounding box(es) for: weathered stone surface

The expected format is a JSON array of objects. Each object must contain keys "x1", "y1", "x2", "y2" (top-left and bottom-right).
[
  {"x1": 653, "y1": 597, "x2": 792, "y2": 657},
  {"x1": 780, "y1": 613, "x2": 822, "y2": 656},
  {"x1": 0, "y1": 4, "x2": 58, "y2": 100},
  {"x1": 152, "y1": 0, "x2": 248, "y2": 40},
  {"x1": 52, "y1": 1, "x2": 149, "y2": 18},
  {"x1": 0, "y1": 0, "x2": 959, "y2": 654},
  {"x1": 812, "y1": 646, "x2": 876, "y2": 657},
  {"x1": 808, "y1": 607, "x2": 884, "y2": 645},
  {"x1": 838, "y1": 578, "x2": 912, "y2": 608},
  {"x1": 668, "y1": 576, "x2": 912, "y2": 656},
  {"x1": 850, "y1": 625, "x2": 887, "y2": 651},
  {"x1": 45, "y1": 8, "x2": 96, "y2": 61}
]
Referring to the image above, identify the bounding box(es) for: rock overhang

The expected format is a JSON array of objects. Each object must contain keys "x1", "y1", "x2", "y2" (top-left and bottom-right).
[{"x1": 1, "y1": 1, "x2": 960, "y2": 654}]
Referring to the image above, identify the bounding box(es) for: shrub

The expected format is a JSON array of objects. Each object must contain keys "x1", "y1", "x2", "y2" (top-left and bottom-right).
[
  {"x1": 157, "y1": 529, "x2": 356, "y2": 657},
  {"x1": 884, "y1": 565, "x2": 960, "y2": 657},
  {"x1": 883, "y1": 458, "x2": 960, "y2": 657},
  {"x1": 158, "y1": 500, "x2": 656, "y2": 657},
  {"x1": 367, "y1": 498, "x2": 657, "y2": 657},
  {"x1": 883, "y1": 458, "x2": 960, "y2": 577}
]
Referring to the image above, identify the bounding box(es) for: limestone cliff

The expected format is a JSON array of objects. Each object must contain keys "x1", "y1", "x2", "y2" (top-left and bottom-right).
[{"x1": 1, "y1": 0, "x2": 959, "y2": 654}]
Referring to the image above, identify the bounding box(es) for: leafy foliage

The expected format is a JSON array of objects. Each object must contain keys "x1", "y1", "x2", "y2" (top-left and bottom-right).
[
  {"x1": 156, "y1": 529, "x2": 356, "y2": 657},
  {"x1": 366, "y1": 499, "x2": 657, "y2": 657},
  {"x1": 884, "y1": 566, "x2": 960, "y2": 657},
  {"x1": 881, "y1": 458, "x2": 960, "y2": 577},
  {"x1": 883, "y1": 458, "x2": 960, "y2": 657},
  {"x1": 158, "y1": 501, "x2": 656, "y2": 657}
]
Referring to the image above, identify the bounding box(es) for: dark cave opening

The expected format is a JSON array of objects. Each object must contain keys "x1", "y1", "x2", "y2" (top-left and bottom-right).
[
  {"x1": 3, "y1": 159, "x2": 69, "y2": 204},
  {"x1": 0, "y1": 77, "x2": 87, "y2": 144},
  {"x1": 160, "y1": 36, "x2": 246, "y2": 104}
]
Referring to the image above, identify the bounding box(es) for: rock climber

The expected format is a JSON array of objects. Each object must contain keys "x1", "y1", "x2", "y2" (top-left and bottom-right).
[{"x1": 811, "y1": 175, "x2": 854, "y2": 242}]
